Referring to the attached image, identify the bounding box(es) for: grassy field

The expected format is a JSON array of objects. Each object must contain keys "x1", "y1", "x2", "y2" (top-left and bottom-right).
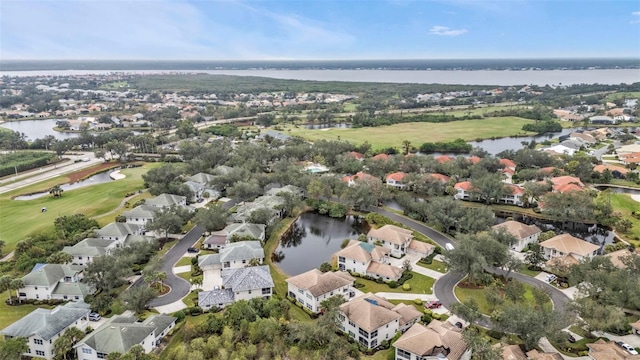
[
  {"x1": 0, "y1": 290, "x2": 54, "y2": 329},
  {"x1": 0, "y1": 163, "x2": 160, "y2": 252},
  {"x1": 175, "y1": 257, "x2": 193, "y2": 267},
  {"x1": 605, "y1": 91, "x2": 640, "y2": 101},
  {"x1": 94, "y1": 190, "x2": 153, "y2": 226},
  {"x1": 416, "y1": 260, "x2": 447, "y2": 273},
  {"x1": 356, "y1": 271, "x2": 434, "y2": 295},
  {"x1": 280, "y1": 117, "x2": 537, "y2": 149},
  {"x1": 454, "y1": 281, "x2": 548, "y2": 315},
  {"x1": 610, "y1": 193, "x2": 640, "y2": 244}
]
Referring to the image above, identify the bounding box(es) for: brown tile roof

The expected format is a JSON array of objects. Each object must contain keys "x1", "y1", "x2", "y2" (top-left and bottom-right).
[
  {"x1": 335, "y1": 240, "x2": 389, "y2": 263},
  {"x1": 373, "y1": 153, "x2": 390, "y2": 161},
  {"x1": 386, "y1": 172, "x2": 408, "y2": 182},
  {"x1": 339, "y1": 293, "x2": 401, "y2": 332},
  {"x1": 454, "y1": 181, "x2": 474, "y2": 191},
  {"x1": 427, "y1": 173, "x2": 451, "y2": 183},
  {"x1": 500, "y1": 344, "x2": 527, "y2": 360},
  {"x1": 391, "y1": 303, "x2": 422, "y2": 327},
  {"x1": 366, "y1": 261, "x2": 403, "y2": 280},
  {"x1": 436, "y1": 155, "x2": 454, "y2": 163},
  {"x1": 342, "y1": 171, "x2": 377, "y2": 184},
  {"x1": 594, "y1": 164, "x2": 630, "y2": 175},
  {"x1": 393, "y1": 321, "x2": 467, "y2": 360},
  {"x1": 549, "y1": 176, "x2": 584, "y2": 193},
  {"x1": 492, "y1": 221, "x2": 541, "y2": 241},
  {"x1": 499, "y1": 158, "x2": 517, "y2": 168},
  {"x1": 347, "y1": 151, "x2": 364, "y2": 160},
  {"x1": 539, "y1": 233, "x2": 600, "y2": 257},
  {"x1": 286, "y1": 269, "x2": 354, "y2": 297},
  {"x1": 368, "y1": 225, "x2": 413, "y2": 245},
  {"x1": 408, "y1": 240, "x2": 435, "y2": 255},
  {"x1": 605, "y1": 249, "x2": 640, "y2": 269},
  {"x1": 525, "y1": 349, "x2": 564, "y2": 360},
  {"x1": 545, "y1": 254, "x2": 580, "y2": 268},
  {"x1": 587, "y1": 339, "x2": 640, "y2": 360}
]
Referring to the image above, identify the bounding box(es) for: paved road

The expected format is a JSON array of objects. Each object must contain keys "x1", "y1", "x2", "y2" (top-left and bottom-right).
[
  {"x1": 374, "y1": 207, "x2": 571, "y2": 329},
  {"x1": 144, "y1": 198, "x2": 239, "y2": 307}
]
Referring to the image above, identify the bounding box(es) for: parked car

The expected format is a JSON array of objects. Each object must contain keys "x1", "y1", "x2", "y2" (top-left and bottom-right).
[
  {"x1": 88, "y1": 312, "x2": 101, "y2": 321},
  {"x1": 545, "y1": 274, "x2": 557, "y2": 283},
  {"x1": 615, "y1": 341, "x2": 639, "y2": 355},
  {"x1": 454, "y1": 322, "x2": 463, "y2": 329},
  {"x1": 445, "y1": 243, "x2": 455, "y2": 251},
  {"x1": 425, "y1": 300, "x2": 442, "y2": 309},
  {"x1": 567, "y1": 334, "x2": 576, "y2": 343},
  {"x1": 187, "y1": 247, "x2": 199, "y2": 253}
]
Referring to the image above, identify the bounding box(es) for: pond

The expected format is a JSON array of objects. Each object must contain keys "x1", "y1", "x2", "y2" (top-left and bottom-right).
[
  {"x1": 467, "y1": 128, "x2": 574, "y2": 155},
  {"x1": 273, "y1": 212, "x2": 369, "y2": 276},
  {"x1": 13, "y1": 170, "x2": 116, "y2": 200},
  {"x1": 0, "y1": 119, "x2": 79, "y2": 140},
  {"x1": 594, "y1": 185, "x2": 640, "y2": 196}
]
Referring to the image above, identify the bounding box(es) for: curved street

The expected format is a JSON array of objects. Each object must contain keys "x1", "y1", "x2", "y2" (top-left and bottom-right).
[{"x1": 374, "y1": 207, "x2": 571, "y2": 329}]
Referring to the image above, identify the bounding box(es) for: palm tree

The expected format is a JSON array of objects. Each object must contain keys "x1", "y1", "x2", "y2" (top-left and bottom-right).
[
  {"x1": 401, "y1": 140, "x2": 411, "y2": 155},
  {"x1": 11, "y1": 279, "x2": 24, "y2": 304},
  {"x1": 54, "y1": 327, "x2": 85, "y2": 360},
  {"x1": 49, "y1": 185, "x2": 64, "y2": 198},
  {"x1": 156, "y1": 272, "x2": 167, "y2": 293},
  {"x1": 191, "y1": 276, "x2": 203, "y2": 289}
]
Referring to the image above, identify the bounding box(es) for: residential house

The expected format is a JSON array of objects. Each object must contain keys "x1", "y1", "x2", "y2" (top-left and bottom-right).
[
  {"x1": 335, "y1": 240, "x2": 403, "y2": 281},
  {"x1": 186, "y1": 172, "x2": 216, "y2": 186},
  {"x1": 286, "y1": 269, "x2": 354, "y2": 313},
  {"x1": 499, "y1": 158, "x2": 517, "y2": 183},
  {"x1": 525, "y1": 350, "x2": 563, "y2": 360},
  {"x1": 198, "y1": 265, "x2": 274, "y2": 310},
  {"x1": 145, "y1": 193, "x2": 188, "y2": 208},
  {"x1": 347, "y1": 151, "x2": 365, "y2": 161},
  {"x1": 499, "y1": 345, "x2": 527, "y2": 360},
  {"x1": 338, "y1": 293, "x2": 422, "y2": 350},
  {"x1": 619, "y1": 152, "x2": 640, "y2": 165},
  {"x1": 95, "y1": 222, "x2": 143, "y2": 242},
  {"x1": 539, "y1": 234, "x2": 600, "y2": 262},
  {"x1": 74, "y1": 314, "x2": 176, "y2": 360},
  {"x1": 548, "y1": 176, "x2": 585, "y2": 193},
  {"x1": 569, "y1": 132, "x2": 597, "y2": 145},
  {"x1": 264, "y1": 184, "x2": 305, "y2": 198},
  {"x1": 593, "y1": 164, "x2": 629, "y2": 178},
  {"x1": 492, "y1": 221, "x2": 542, "y2": 252},
  {"x1": 544, "y1": 144, "x2": 577, "y2": 156},
  {"x1": 373, "y1": 153, "x2": 390, "y2": 161},
  {"x1": 631, "y1": 320, "x2": 640, "y2": 336},
  {"x1": 198, "y1": 241, "x2": 265, "y2": 272},
  {"x1": 183, "y1": 181, "x2": 205, "y2": 202},
  {"x1": 586, "y1": 339, "x2": 640, "y2": 360},
  {"x1": 229, "y1": 195, "x2": 285, "y2": 224},
  {"x1": 18, "y1": 264, "x2": 94, "y2": 302},
  {"x1": 426, "y1": 173, "x2": 451, "y2": 184},
  {"x1": 343, "y1": 172, "x2": 378, "y2": 187},
  {"x1": 393, "y1": 321, "x2": 470, "y2": 360},
  {"x1": 1, "y1": 302, "x2": 91, "y2": 360},
  {"x1": 368, "y1": 225, "x2": 414, "y2": 258},
  {"x1": 122, "y1": 205, "x2": 157, "y2": 227},
  {"x1": 453, "y1": 181, "x2": 474, "y2": 201},
  {"x1": 589, "y1": 116, "x2": 616, "y2": 125},
  {"x1": 467, "y1": 156, "x2": 481, "y2": 165},
  {"x1": 605, "y1": 249, "x2": 640, "y2": 269},
  {"x1": 62, "y1": 238, "x2": 118, "y2": 266},
  {"x1": 436, "y1": 155, "x2": 454, "y2": 164},
  {"x1": 498, "y1": 184, "x2": 525, "y2": 206},
  {"x1": 386, "y1": 172, "x2": 409, "y2": 190},
  {"x1": 203, "y1": 223, "x2": 266, "y2": 249}
]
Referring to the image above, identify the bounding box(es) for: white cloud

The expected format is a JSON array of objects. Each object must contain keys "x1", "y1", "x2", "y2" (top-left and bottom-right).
[
  {"x1": 428, "y1": 25, "x2": 468, "y2": 36},
  {"x1": 632, "y1": 11, "x2": 640, "y2": 16}
]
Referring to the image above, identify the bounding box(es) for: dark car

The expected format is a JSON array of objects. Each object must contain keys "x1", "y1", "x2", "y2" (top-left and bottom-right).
[
  {"x1": 425, "y1": 300, "x2": 442, "y2": 309},
  {"x1": 187, "y1": 247, "x2": 199, "y2": 253},
  {"x1": 567, "y1": 334, "x2": 576, "y2": 343},
  {"x1": 454, "y1": 322, "x2": 463, "y2": 329}
]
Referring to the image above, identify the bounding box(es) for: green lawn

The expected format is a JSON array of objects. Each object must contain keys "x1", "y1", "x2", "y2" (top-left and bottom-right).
[
  {"x1": 363, "y1": 348, "x2": 394, "y2": 360},
  {"x1": 356, "y1": 271, "x2": 434, "y2": 295},
  {"x1": 518, "y1": 267, "x2": 542, "y2": 278},
  {"x1": 177, "y1": 271, "x2": 192, "y2": 282},
  {"x1": 280, "y1": 117, "x2": 537, "y2": 150},
  {"x1": 175, "y1": 257, "x2": 193, "y2": 267},
  {"x1": 94, "y1": 190, "x2": 153, "y2": 226},
  {"x1": 454, "y1": 280, "x2": 549, "y2": 315},
  {"x1": 0, "y1": 290, "x2": 54, "y2": 330},
  {"x1": 0, "y1": 163, "x2": 160, "y2": 252},
  {"x1": 416, "y1": 260, "x2": 448, "y2": 273},
  {"x1": 609, "y1": 193, "x2": 640, "y2": 244},
  {"x1": 605, "y1": 91, "x2": 640, "y2": 101}
]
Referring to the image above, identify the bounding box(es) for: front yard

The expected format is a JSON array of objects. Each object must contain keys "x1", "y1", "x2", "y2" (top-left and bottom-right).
[
  {"x1": 454, "y1": 279, "x2": 549, "y2": 315},
  {"x1": 417, "y1": 259, "x2": 447, "y2": 273},
  {"x1": 355, "y1": 271, "x2": 434, "y2": 295}
]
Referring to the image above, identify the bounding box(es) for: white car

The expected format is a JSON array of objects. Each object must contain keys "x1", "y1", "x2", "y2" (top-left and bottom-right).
[
  {"x1": 545, "y1": 274, "x2": 557, "y2": 283},
  {"x1": 616, "y1": 341, "x2": 639, "y2": 355}
]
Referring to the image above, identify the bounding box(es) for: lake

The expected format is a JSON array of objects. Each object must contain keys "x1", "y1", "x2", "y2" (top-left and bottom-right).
[
  {"x1": 2, "y1": 69, "x2": 639, "y2": 86},
  {"x1": 467, "y1": 128, "x2": 575, "y2": 155},
  {"x1": 273, "y1": 212, "x2": 369, "y2": 276},
  {"x1": 13, "y1": 170, "x2": 116, "y2": 200},
  {"x1": 0, "y1": 119, "x2": 78, "y2": 140}
]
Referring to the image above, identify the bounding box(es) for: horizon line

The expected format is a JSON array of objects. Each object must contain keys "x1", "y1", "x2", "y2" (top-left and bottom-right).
[{"x1": 2, "y1": 57, "x2": 640, "y2": 62}]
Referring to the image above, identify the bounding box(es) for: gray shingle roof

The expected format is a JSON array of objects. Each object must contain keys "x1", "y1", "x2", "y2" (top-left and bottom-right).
[
  {"x1": 1, "y1": 302, "x2": 90, "y2": 340},
  {"x1": 198, "y1": 253, "x2": 221, "y2": 267},
  {"x1": 52, "y1": 281, "x2": 95, "y2": 297},
  {"x1": 184, "y1": 181, "x2": 204, "y2": 194},
  {"x1": 79, "y1": 323, "x2": 155, "y2": 354},
  {"x1": 198, "y1": 289, "x2": 235, "y2": 308},
  {"x1": 142, "y1": 314, "x2": 176, "y2": 337},
  {"x1": 186, "y1": 172, "x2": 216, "y2": 185},
  {"x1": 198, "y1": 241, "x2": 264, "y2": 267},
  {"x1": 222, "y1": 265, "x2": 274, "y2": 292},
  {"x1": 226, "y1": 223, "x2": 266, "y2": 240},
  {"x1": 95, "y1": 223, "x2": 141, "y2": 238},
  {"x1": 123, "y1": 235, "x2": 156, "y2": 247},
  {"x1": 146, "y1": 193, "x2": 186, "y2": 208},
  {"x1": 22, "y1": 264, "x2": 84, "y2": 286},
  {"x1": 122, "y1": 205, "x2": 156, "y2": 220},
  {"x1": 63, "y1": 238, "x2": 114, "y2": 257}
]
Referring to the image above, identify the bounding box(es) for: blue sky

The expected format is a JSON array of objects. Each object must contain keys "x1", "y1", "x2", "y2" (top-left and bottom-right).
[{"x1": 1, "y1": 0, "x2": 639, "y2": 60}]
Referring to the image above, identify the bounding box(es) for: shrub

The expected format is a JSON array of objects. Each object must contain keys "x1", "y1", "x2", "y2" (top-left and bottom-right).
[
  {"x1": 173, "y1": 310, "x2": 186, "y2": 322},
  {"x1": 388, "y1": 281, "x2": 398, "y2": 288},
  {"x1": 341, "y1": 239, "x2": 351, "y2": 248},
  {"x1": 421, "y1": 313, "x2": 433, "y2": 324},
  {"x1": 402, "y1": 283, "x2": 411, "y2": 291},
  {"x1": 413, "y1": 298, "x2": 422, "y2": 305}
]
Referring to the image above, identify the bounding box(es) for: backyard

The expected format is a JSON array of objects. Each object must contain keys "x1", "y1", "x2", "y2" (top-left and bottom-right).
[
  {"x1": 610, "y1": 193, "x2": 640, "y2": 244},
  {"x1": 355, "y1": 271, "x2": 435, "y2": 295}
]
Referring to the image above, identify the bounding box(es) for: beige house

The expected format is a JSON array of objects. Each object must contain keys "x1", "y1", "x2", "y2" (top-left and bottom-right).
[
  {"x1": 339, "y1": 293, "x2": 421, "y2": 350},
  {"x1": 393, "y1": 321, "x2": 470, "y2": 360},
  {"x1": 286, "y1": 269, "x2": 354, "y2": 313},
  {"x1": 492, "y1": 221, "x2": 542, "y2": 252},
  {"x1": 526, "y1": 349, "x2": 564, "y2": 360},
  {"x1": 335, "y1": 240, "x2": 403, "y2": 281},
  {"x1": 539, "y1": 234, "x2": 600, "y2": 262},
  {"x1": 368, "y1": 225, "x2": 414, "y2": 258},
  {"x1": 587, "y1": 339, "x2": 640, "y2": 360},
  {"x1": 499, "y1": 344, "x2": 527, "y2": 360}
]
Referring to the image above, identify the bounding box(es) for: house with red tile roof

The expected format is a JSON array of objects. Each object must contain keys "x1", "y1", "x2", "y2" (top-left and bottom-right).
[
  {"x1": 386, "y1": 172, "x2": 408, "y2": 189},
  {"x1": 593, "y1": 164, "x2": 629, "y2": 178},
  {"x1": 548, "y1": 176, "x2": 585, "y2": 193},
  {"x1": 372, "y1": 153, "x2": 390, "y2": 161},
  {"x1": 426, "y1": 173, "x2": 451, "y2": 183},
  {"x1": 436, "y1": 155, "x2": 454, "y2": 164},
  {"x1": 453, "y1": 181, "x2": 474, "y2": 201},
  {"x1": 342, "y1": 172, "x2": 378, "y2": 187},
  {"x1": 498, "y1": 184, "x2": 525, "y2": 206},
  {"x1": 347, "y1": 151, "x2": 365, "y2": 161},
  {"x1": 499, "y1": 158, "x2": 517, "y2": 169},
  {"x1": 467, "y1": 156, "x2": 481, "y2": 165}
]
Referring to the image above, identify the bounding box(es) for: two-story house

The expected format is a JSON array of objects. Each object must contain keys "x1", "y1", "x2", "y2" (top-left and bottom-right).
[
  {"x1": 198, "y1": 241, "x2": 265, "y2": 271},
  {"x1": 393, "y1": 321, "x2": 470, "y2": 360},
  {"x1": 342, "y1": 172, "x2": 378, "y2": 187},
  {"x1": 198, "y1": 265, "x2": 274, "y2": 310},
  {"x1": 18, "y1": 264, "x2": 94, "y2": 302},
  {"x1": 95, "y1": 222, "x2": 143, "y2": 243},
  {"x1": 386, "y1": 172, "x2": 408, "y2": 190},
  {"x1": 122, "y1": 205, "x2": 157, "y2": 227},
  {"x1": 338, "y1": 293, "x2": 422, "y2": 350},
  {"x1": 453, "y1": 181, "x2": 474, "y2": 201},
  {"x1": 539, "y1": 234, "x2": 600, "y2": 263},
  {"x1": 286, "y1": 269, "x2": 354, "y2": 313},
  {"x1": 62, "y1": 238, "x2": 118, "y2": 266},
  {"x1": 335, "y1": 240, "x2": 403, "y2": 281},
  {"x1": 74, "y1": 314, "x2": 176, "y2": 360},
  {"x1": 368, "y1": 225, "x2": 413, "y2": 258},
  {"x1": 498, "y1": 184, "x2": 525, "y2": 206},
  {"x1": 1, "y1": 302, "x2": 91, "y2": 360},
  {"x1": 203, "y1": 223, "x2": 266, "y2": 250},
  {"x1": 145, "y1": 193, "x2": 188, "y2": 208},
  {"x1": 491, "y1": 221, "x2": 542, "y2": 252}
]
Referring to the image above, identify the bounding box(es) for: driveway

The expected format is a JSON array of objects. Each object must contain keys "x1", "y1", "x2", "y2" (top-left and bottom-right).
[{"x1": 202, "y1": 269, "x2": 222, "y2": 291}]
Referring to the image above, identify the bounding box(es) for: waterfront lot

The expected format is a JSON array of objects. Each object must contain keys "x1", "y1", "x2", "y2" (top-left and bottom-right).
[{"x1": 283, "y1": 117, "x2": 536, "y2": 149}]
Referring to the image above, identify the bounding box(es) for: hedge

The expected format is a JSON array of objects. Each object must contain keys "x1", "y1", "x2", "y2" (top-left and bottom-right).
[{"x1": 0, "y1": 151, "x2": 55, "y2": 177}]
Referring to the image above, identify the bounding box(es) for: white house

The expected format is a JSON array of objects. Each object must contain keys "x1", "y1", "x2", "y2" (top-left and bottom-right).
[
  {"x1": 393, "y1": 321, "x2": 470, "y2": 360},
  {"x1": 497, "y1": 184, "x2": 525, "y2": 206},
  {"x1": 386, "y1": 172, "x2": 408, "y2": 190},
  {"x1": 286, "y1": 269, "x2": 354, "y2": 313},
  {"x1": 453, "y1": 181, "x2": 474, "y2": 201},
  {"x1": 62, "y1": 238, "x2": 118, "y2": 266},
  {"x1": 122, "y1": 205, "x2": 157, "y2": 227},
  {"x1": 18, "y1": 264, "x2": 94, "y2": 302},
  {"x1": 1, "y1": 302, "x2": 91, "y2": 360},
  {"x1": 539, "y1": 234, "x2": 600, "y2": 262},
  {"x1": 198, "y1": 265, "x2": 274, "y2": 310},
  {"x1": 74, "y1": 314, "x2": 176, "y2": 360},
  {"x1": 95, "y1": 222, "x2": 143, "y2": 243},
  {"x1": 338, "y1": 293, "x2": 422, "y2": 350},
  {"x1": 335, "y1": 240, "x2": 403, "y2": 281},
  {"x1": 491, "y1": 221, "x2": 542, "y2": 252},
  {"x1": 368, "y1": 225, "x2": 414, "y2": 258},
  {"x1": 203, "y1": 223, "x2": 266, "y2": 250},
  {"x1": 198, "y1": 241, "x2": 265, "y2": 271}
]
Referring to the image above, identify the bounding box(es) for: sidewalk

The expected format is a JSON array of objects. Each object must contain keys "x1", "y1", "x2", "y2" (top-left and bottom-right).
[{"x1": 374, "y1": 292, "x2": 437, "y2": 301}]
